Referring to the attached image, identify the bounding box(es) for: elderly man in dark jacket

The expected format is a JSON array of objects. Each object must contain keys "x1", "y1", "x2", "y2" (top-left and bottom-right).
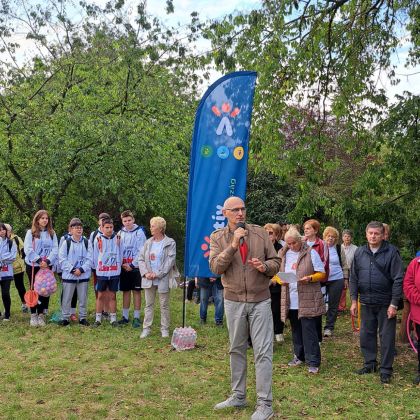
[{"x1": 350, "y1": 221, "x2": 403, "y2": 384}]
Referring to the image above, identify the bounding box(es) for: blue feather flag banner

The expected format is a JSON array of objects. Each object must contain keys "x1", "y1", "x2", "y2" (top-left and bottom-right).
[{"x1": 184, "y1": 71, "x2": 257, "y2": 277}]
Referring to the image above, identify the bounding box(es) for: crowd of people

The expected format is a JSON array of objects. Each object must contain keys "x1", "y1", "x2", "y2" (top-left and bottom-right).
[{"x1": 1, "y1": 200, "x2": 419, "y2": 420}]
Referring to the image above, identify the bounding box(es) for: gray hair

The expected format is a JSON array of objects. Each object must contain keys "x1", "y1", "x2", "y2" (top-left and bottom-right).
[
  {"x1": 365, "y1": 221, "x2": 384, "y2": 233},
  {"x1": 342, "y1": 229, "x2": 353, "y2": 237},
  {"x1": 284, "y1": 227, "x2": 302, "y2": 242}
]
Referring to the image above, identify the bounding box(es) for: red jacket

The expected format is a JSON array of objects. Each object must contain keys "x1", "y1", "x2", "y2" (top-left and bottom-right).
[{"x1": 403, "y1": 257, "x2": 420, "y2": 324}]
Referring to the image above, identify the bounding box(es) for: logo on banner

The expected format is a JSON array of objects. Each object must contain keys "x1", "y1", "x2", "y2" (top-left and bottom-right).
[
  {"x1": 212, "y1": 102, "x2": 243, "y2": 150},
  {"x1": 200, "y1": 204, "x2": 228, "y2": 260}
]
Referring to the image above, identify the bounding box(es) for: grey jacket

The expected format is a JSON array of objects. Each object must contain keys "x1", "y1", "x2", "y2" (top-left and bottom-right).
[
  {"x1": 350, "y1": 241, "x2": 403, "y2": 306},
  {"x1": 138, "y1": 235, "x2": 176, "y2": 293}
]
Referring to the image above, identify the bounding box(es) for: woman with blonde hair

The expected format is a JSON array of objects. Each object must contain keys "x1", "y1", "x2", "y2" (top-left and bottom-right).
[
  {"x1": 322, "y1": 226, "x2": 348, "y2": 337},
  {"x1": 23, "y1": 210, "x2": 59, "y2": 327},
  {"x1": 138, "y1": 217, "x2": 176, "y2": 339}
]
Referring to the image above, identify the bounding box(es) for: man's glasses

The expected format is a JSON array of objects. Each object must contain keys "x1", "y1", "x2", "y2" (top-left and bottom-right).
[{"x1": 225, "y1": 207, "x2": 246, "y2": 214}]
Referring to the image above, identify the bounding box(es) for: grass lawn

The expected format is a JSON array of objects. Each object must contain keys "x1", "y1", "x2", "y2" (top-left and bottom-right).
[{"x1": 0, "y1": 285, "x2": 418, "y2": 419}]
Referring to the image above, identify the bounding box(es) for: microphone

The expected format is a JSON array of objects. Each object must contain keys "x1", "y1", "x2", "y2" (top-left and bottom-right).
[{"x1": 236, "y1": 222, "x2": 245, "y2": 246}]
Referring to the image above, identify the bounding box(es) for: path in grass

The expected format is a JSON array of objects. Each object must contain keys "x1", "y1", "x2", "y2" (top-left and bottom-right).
[{"x1": 0, "y1": 287, "x2": 418, "y2": 419}]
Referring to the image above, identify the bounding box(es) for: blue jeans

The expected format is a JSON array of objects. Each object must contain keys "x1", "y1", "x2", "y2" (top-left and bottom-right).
[{"x1": 200, "y1": 283, "x2": 224, "y2": 324}]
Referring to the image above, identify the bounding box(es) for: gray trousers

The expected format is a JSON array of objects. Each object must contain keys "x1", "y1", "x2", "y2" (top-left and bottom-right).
[
  {"x1": 62, "y1": 281, "x2": 89, "y2": 320},
  {"x1": 360, "y1": 304, "x2": 396, "y2": 375},
  {"x1": 325, "y1": 279, "x2": 344, "y2": 331},
  {"x1": 224, "y1": 298, "x2": 273, "y2": 407},
  {"x1": 143, "y1": 286, "x2": 170, "y2": 332}
]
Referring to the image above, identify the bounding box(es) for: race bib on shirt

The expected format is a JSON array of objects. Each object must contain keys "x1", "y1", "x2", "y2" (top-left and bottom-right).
[
  {"x1": 0, "y1": 262, "x2": 8, "y2": 272},
  {"x1": 123, "y1": 246, "x2": 134, "y2": 264},
  {"x1": 98, "y1": 252, "x2": 118, "y2": 272},
  {"x1": 39, "y1": 240, "x2": 52, "y2": 258}
]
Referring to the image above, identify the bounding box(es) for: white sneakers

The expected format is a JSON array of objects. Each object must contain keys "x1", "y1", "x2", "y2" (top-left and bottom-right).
[
  {"x1": 30, "y1": 314, "x2": 46, "y2": 327},
  {"x1": 214, "y1": 395, "x2": 248, "y2": 410},
  {"x1": 140, "y1": 328, "x2": 151, "y2": 338}
]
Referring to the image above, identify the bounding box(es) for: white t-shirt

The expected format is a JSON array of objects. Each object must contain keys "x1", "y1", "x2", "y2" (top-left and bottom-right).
[
  {"x1": 285, "y1": 249, "x2": 325, "y2": 309},
  {"x1": 150, "y1": 240, "x2": 164, "y2": 273}
]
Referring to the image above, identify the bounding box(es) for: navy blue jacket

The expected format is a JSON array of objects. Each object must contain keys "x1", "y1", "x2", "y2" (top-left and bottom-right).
[{"x1": 350, "y1": 241, "x2": 403, "y2": 306}]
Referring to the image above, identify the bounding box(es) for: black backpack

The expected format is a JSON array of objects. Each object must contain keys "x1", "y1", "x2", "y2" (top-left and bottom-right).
[{"x1": 66, "y1": 236, "x2": 89, "y2": 255}]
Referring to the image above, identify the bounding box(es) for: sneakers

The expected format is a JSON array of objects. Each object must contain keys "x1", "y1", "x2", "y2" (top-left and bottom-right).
[
  {"x1": 79, "y1": 319, "x2": 90, "y2": 326},
  {"x1": 275, "y1": 334, "x2": 284, "y2": 343},
  {"x1": 21, "y1": 304, "x2": 29, "y2": 313},
  {"x1": 2, "y1": 317, "x2": 10, "y2": 322},
  {"x1": 59, "y1": 319, "x2": 70, "y2": 327},
  {"x1": 214, "y1": 395, "x2": 248, "y2": 410},
  {"x1": 110, "y1": 321, "x2": 120, "y2": 328},
  {"x1": 161, "y1": 330, "x2": 169, "y2": 338},
  {"x1": 355, "y1": 366, "x2": 377, "y2": 375},
  {"x1": 215, "y1": 322, "x2": 223, "y2": 328},
  {"x1": 200, "y1": 318, "x2": 206, "y2": 325},
  {"x1": 251, "y1": 405, "x2": 274, "y2": 420},
  {"x1": 118, "y1": 317, "x2": 129, "y2": 325},
  {"x1": 70, "y1": 314, "x2": 77, "y2": 322},
  {"x1": 323, "y1": 329, "x2": 332, "y2": 337},
  {"x1": 37, "y1": 314, "x2": 46, "y2": 327},
  {"x1": 413, "y1": 374, "x2": 420, "y2": 385},
  {"x1": 380, "y1": 373, "x2": 391, "y2": 384},
  {"x1": 132, "y1": 318, "x2": 141, "y2": 328},
  {"x1": 288, "y1": 356, "x2": 303, "y2": 367},
  {"x1": 308, "y1": 366, "x2": 319, "y2": 374},
  {"x1": 30, "y1": 314, "x2": 38, "y2": 327},
  {"x1": 140, "y1": 328, "x2": 150, "y2": 338},
  {"x1": 92, "y1": 321, "x2": 102, "y2": 328}
]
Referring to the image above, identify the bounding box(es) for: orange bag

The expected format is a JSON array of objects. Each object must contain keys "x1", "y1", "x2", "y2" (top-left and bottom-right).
[{"x1": 24, "y1": 259, "x2": 39, "y2": 308}]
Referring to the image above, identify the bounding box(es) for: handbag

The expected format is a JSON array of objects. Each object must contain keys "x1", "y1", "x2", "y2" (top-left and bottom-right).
[{"x1": 24, "y1": 261, "x2": 39, "y2": 308}]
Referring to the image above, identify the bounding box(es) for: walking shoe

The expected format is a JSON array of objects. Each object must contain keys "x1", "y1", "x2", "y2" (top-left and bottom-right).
[
  {"x1": 288, "y1": 356, "x2": 303, "y2": 367},
  {"x1": 21, "y1": 304, "x2": 29, "y2": 313},
  {"x1": 308, "y1": 366, "x2": 319, "y2": 374},
  {"x1": 323, "y1": 329, "x2": 332, "y2": 337},
  {"x1": 140, "y1": 328, "x2": 150, "y2": 338},
  {"x1": 355, "y1": 366, "x2": 377, "y2": 375},
  {"x1": 2, "y1": 317, "x2": 10, "y2": 322},
  {"x1": 132, "y1": 318, "x2": 141, "y2": 328},
  {"x1": 161, "y1": 329, "x2": 169, "y2": 338},
  {"x1": 92, "y1": 321, "x2": 102, "y2": 328},
  {"x1": 118, "y1": 317, "x2": 129, "y2": 325},
  {"x1": 251, "y1": 404, "x2": 274, "y2": 420},
  {"x1": 30, "y1": 314, "x2": 38, "y2": 327},
  {"x1": 70, "y1": 314, "x2": 77, "y2": 322},
  {"x1": 200, "y1": 318, "x2": 206, "y2": 325},
  {"x1": 79, "y1": 319, "x2": 90, "y2": 326},
  {"x1": 110, "y1": 321, "x2": 120, "y2": 328},
  {"x1": 59, "y1": 319, "x2": 70, "y2": 326},
  {"x1": 275, "y1": 334, "x2": 284, "y2": 343},
  {"x1": 214, "y1": 395, "x2": 248, "y2": 410},
  {"x1": 37, "y1": 314, "x2": 46, "y2": 327},
  {"x1": 215, "y1": 322, "x2": 223, "y2": 328},
  {"x1": 380, "y1": 373, "x2": 391, "y2": 384},
  {"x1": 413, "y1": 374, "x2": 420, "y2": 385}
]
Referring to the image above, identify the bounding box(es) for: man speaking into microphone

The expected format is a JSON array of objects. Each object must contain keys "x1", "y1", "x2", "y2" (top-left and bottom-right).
[{"x1": 209, "y1": 196, "x2": 280, "y2": 420}]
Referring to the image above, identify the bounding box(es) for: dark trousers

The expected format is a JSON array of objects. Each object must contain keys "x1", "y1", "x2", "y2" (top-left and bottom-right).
[
  {"x1": 14, "y1": 272, "x2": 26, "y2": 303},
  {"x1": 325, "y1": 279, "x2": 344, "y2": 331},
  {"x1": 289, "y1": 309, "x2": 321, "y2": 367},
  {"x1": 25, "y1": 264, "x2": 50, "y2": 314},
  {"x1": 1, "y1": 279, "x2": 12, "y2": 318},
  {"x1": 315, "y1": 315, "x2": 323, "y2": 342},
  {"x1": 360, "y1": 304, "x2": 396, "y2": 375},
  {"x1": 270, "y1": 290, "x2": 284, "y2": 334},
  {"x1": 187, "y1": 279, "x2": 196, "y2": 301}
]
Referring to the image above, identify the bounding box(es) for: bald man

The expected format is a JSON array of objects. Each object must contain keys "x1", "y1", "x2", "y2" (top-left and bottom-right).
[{"x1": 209, "y1": 196, "x2": 280, "y2": 420}]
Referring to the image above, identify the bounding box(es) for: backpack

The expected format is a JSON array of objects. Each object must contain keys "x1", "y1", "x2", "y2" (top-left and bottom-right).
[{"x1": 66, "y1": 236, "x2": 89, "y2": 255}]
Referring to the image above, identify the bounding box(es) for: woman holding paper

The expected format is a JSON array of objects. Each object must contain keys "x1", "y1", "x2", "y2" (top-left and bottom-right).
[{"x1": 279, "y1": 228, "x2": 326, "y2": 373}]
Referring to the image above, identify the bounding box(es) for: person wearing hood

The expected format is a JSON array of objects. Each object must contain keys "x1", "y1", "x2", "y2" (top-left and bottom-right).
[{"x1": 117, "y1": 210, "x2": 146, "y2": 328}]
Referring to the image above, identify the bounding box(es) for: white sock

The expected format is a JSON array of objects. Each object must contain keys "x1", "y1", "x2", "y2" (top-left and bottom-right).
[
  {"x1": 110, "y1": 313, "x2": 117, "y2": 323},
  {"x1": 133, "y1": 310, "x2": 140, "y2": 319},
  {"x1": 122, "y1": 308, "x2": 129, "y2": 320},
  {"x1": 96, "y1": 313, "x2": 102, "y2": 322}
]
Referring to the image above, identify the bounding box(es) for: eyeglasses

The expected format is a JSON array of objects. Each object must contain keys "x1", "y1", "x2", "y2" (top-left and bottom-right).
[{"x1": 225, "y1": 207, "x2": 246, "y2": 214}]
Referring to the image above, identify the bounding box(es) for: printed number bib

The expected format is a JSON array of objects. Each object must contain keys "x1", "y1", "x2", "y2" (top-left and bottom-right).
[
  {"x1": 123, "y1": 247, "x2": 134, "y2": 264},
  {"x1": 98, "y1": 252, "x2": 118, "y2": 272}
]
